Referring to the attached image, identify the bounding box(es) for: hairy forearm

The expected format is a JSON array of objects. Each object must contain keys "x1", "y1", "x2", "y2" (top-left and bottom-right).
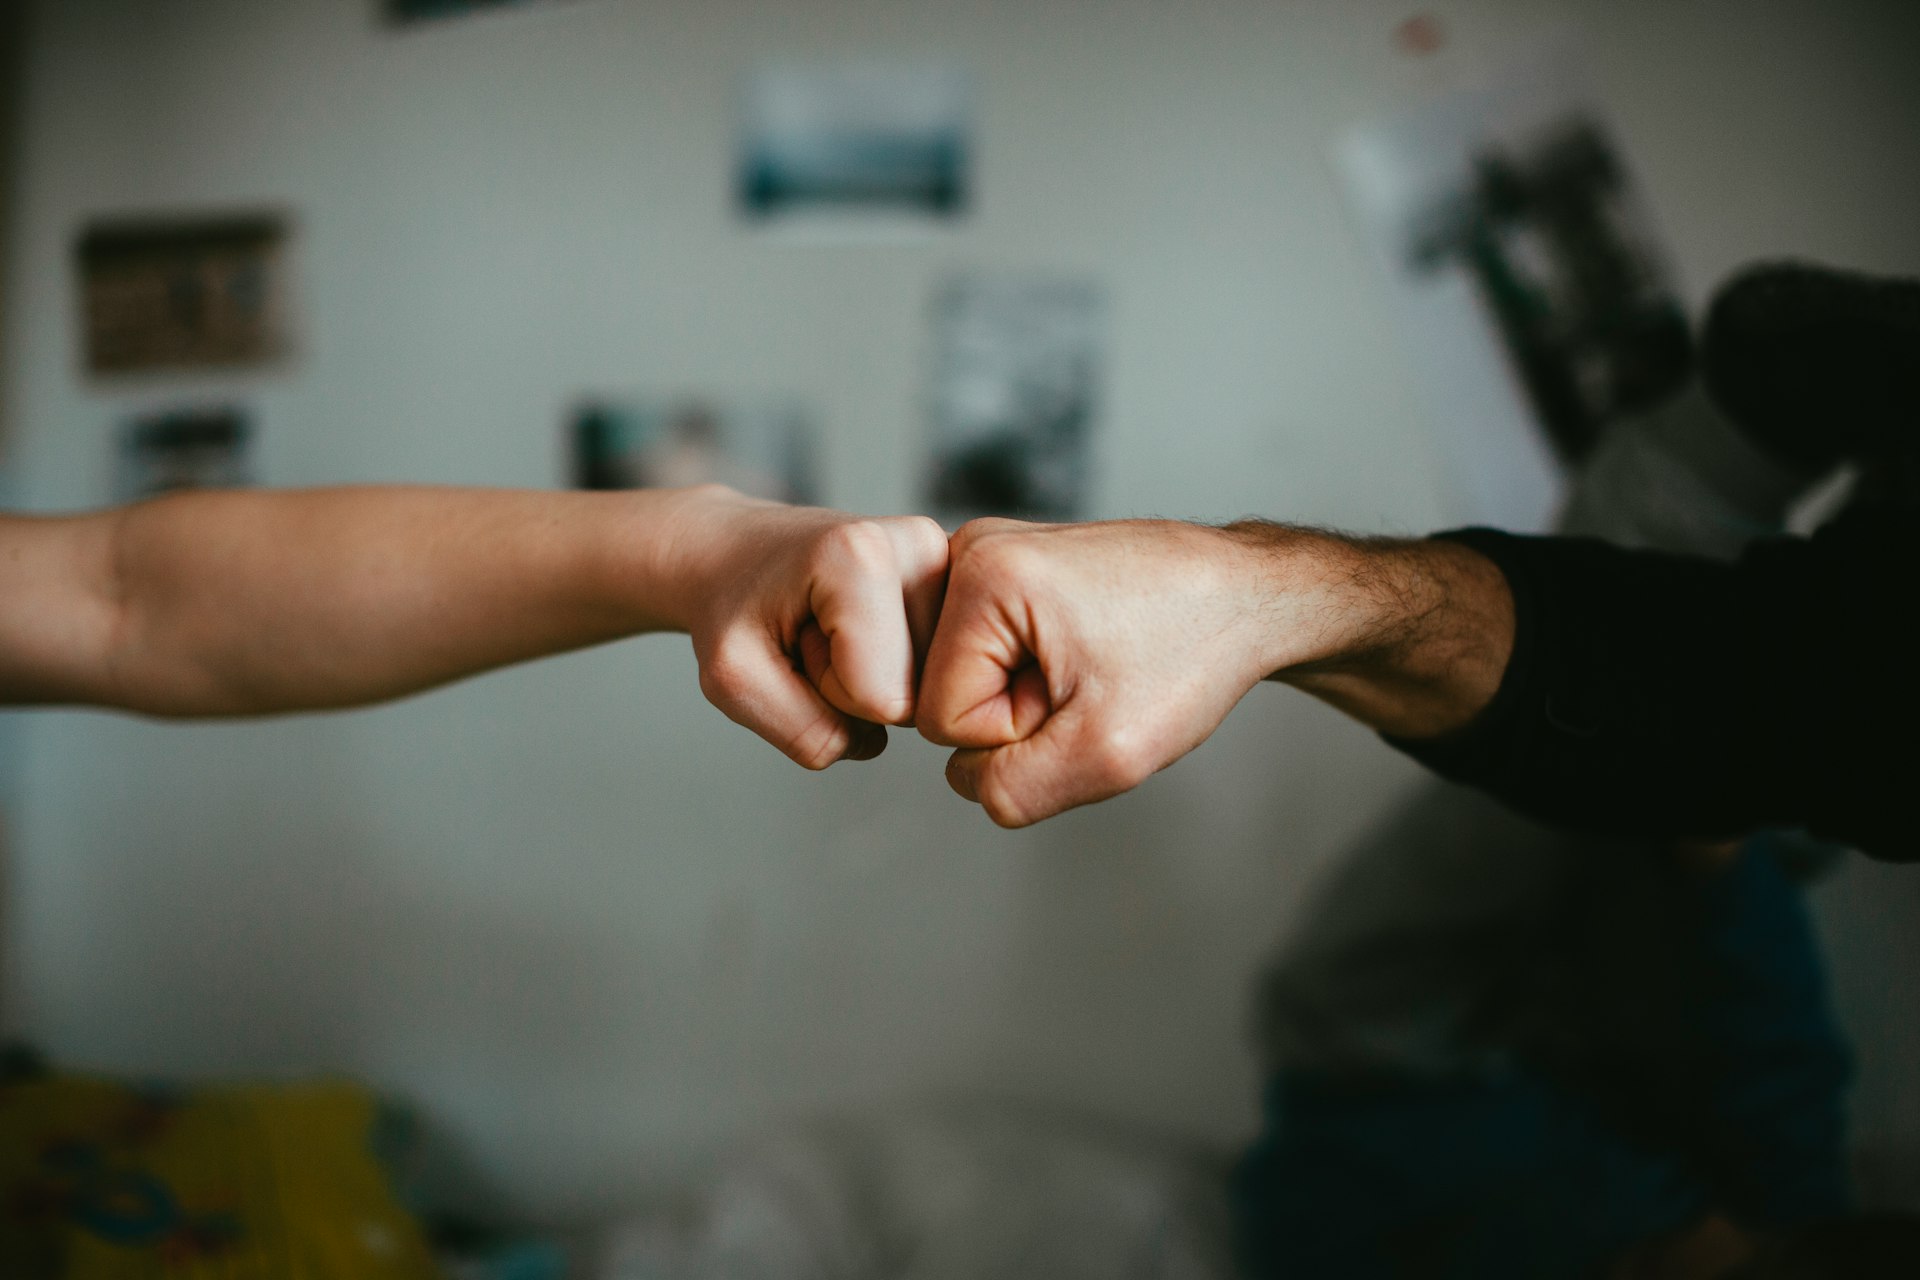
[
  {"x1": 1221, "y1": 522, "x2": 1516, "y2": 739},
  {"x1": 41, "y1": 485, "x2": 699, "y2": 715}
]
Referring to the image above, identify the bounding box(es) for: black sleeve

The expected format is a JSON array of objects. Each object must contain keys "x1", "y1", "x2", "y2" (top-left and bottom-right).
[{"x1": 1385, "y1": 506, "x2": 1915, "y2": 861}]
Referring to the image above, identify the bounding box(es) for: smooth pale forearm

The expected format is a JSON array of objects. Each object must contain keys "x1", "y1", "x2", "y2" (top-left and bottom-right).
[
  {"x1": 1220, "y1": 522, "x2": 1517, "y2": 740},
  {"x1": 1, "y1": 485, "x2": 711, "y2": 715}
]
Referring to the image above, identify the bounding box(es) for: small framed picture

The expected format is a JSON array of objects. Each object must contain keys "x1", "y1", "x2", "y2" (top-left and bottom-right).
[
  {"x1": 383, "y1": 0, "x2": 579, "y2": 26},
  {"x1": 739, "y1": 63, "x2": 973, "y2": 232},
  {"x1": 77, "y1": 214, "x2": 292, "y2": 377}
]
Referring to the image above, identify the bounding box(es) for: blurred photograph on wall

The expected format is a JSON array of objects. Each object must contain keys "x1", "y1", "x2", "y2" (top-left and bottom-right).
[
  {"x1": 924, "y1": 275, "x2": 1104, "y2": 525},
  {"x1": 78, "y1": 214, "x2": 291, "y2": 377},
  {"x1": 739, "y1": 64, "x2": 972, "y2": 230},
  {"x1": 116, "y1": 406, "x2": 253, "y2": 501},
  {"x1": 569, "y1": 398, "x2": 818, "y2": 504},
  {"x1": 1336, "y1": 48, "x2": 1688, "y2": 528},
  {"x1": 383, "y1": 0, "x2": 578, "y2": 26}
]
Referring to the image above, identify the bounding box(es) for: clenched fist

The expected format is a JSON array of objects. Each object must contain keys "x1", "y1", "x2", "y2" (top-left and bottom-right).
[
  {"x1": 657, "y1": 486, "x2": 951, "y2": 769},
  {"x1": 911, "y1": 517, "x2": 1510, "y2": 826},
  {"x1": 913, "y1": 519, "x2": 1289, "y2": 826}
]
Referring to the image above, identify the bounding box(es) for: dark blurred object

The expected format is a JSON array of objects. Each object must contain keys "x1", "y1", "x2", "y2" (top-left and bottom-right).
[
  {"x1": 1702, "y1": 262, "x2": 1920, "y2": 487},
  {"x1": 925, "y1": 275, "x2": 1102, "y2": 524},
  {"x1": 567, "y1": 397, "x2": 815, "y2": 501},
  {"x1": 741, "y1": 133, "x2": 967, "y2": 220},
  {"x1": 385, "y1": 0, "x2": 576, "y2": 26},
  {"x1": 77, "y1": 214, "x2": 290, "y2": 375},
  {"x1": 1730, "y1": 1214, "x2": 1920, "y2": 1279},
  {"x1": 0, "y1": 1041, "x2": 50, "y2": 1084},
  {"x1": 1411, "y1": 120, "x2": 1692, "y2": 462},
  {"x1": 117, "y1": 406, "x2": 252, "y2": 500},
  {"x1": 571, "y1": 402, "x2": 628, "y2": 491}
]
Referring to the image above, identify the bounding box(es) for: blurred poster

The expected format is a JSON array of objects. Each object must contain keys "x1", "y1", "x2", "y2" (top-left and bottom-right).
[
  {"x1": 569, "y1": 398, "x2": 818, "y2": 504},
  {"x1": 925, "y1": 276, "x2": 1104, "y2": 525},
  {"x1": 78, "y1": 215, "x2": 291, "y2": 376},
  {"x1": 117, "y1": 407, "x2": 253, "y2": 501},
  {"x1": 739, "y1": 64, "x2": 971, "y2": 231},
  {"x1": 384, "y1": 0, "x2": 577, "y2": 25},
  {"x1": 1337, "y1": 48, "x2": 1688, "y2": 529}
]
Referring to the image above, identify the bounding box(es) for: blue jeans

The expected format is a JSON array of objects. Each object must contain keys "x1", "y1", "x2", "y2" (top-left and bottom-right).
[{"x1": 1232, "y1": 839, "x2": 1852, "y2": 1279}]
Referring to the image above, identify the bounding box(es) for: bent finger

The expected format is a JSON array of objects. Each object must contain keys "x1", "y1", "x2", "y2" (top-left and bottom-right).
[
  {"x1": 943, "y1": 701, "x2": 1152, "y2": 828},
  {"x1": 809, "y1": 523, "x2": 919, "y2": 726},
  {"x1": 701, "y1": 632, "x2": 871, "y2": 770},
  {"x1": 886, "y1": 516, "x2": 952, "y2": 676},
  {"x1": 800, "y1": 621, "x2": 891, "y2": 762},
  {"x1": 918, "y1": 594, "x2": 1051, "y2": 748}
]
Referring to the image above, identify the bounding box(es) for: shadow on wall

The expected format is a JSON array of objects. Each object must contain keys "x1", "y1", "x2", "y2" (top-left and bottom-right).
[{"x1": 1811, "y1": 859, "x2": 1920, "y2": 1209}]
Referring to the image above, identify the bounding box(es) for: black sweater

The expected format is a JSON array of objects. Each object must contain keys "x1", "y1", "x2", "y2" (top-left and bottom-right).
[{"x1": 1388, "y1": 505, "x2": 1914, "y2": 861}]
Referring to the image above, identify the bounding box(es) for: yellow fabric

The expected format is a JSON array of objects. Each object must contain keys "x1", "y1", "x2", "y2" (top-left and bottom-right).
[{"x1": 0, "y1": 1075, "x2": 440, "y2": 1279}]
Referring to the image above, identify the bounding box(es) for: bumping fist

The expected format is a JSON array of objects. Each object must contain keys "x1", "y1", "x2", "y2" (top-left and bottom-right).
[
  {"x1": 913, "y1": 518, "x2": 1287, "y2": 827},
  {"x1": 673, "y1": 494, "x2": 1467, "y2": 827},
  {"x1": 662, "y1": 486, "x2": 950, "y2": 770}
]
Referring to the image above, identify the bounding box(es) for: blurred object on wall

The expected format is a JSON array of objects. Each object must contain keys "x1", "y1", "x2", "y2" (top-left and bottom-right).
[
  {"x1": 925, "y1": 275, "x2": 1104, "y2": 525},
  {"x1": 76, "y1": 214, "x2": 292, "y2": 376},
  {"x1": 569, "y1": 397, "x2": 817, "y2": 503},
  {"x1": 116, "y1": 406, "x2": 253, "y2": 501},
  {"x1": 1337, "y1": 45, "x2": 1686, "y2": 527},
  {"x1": 384, "y1": 0, "x2": 580, "y2": 26},
  {"x1": 1402, "y1": 117, "x2": 1690, "y2": 461},
  {"x1": 739, "y1": 64, "x2": 972, "y2": 231},
  {"x1": 1393, "y1": 12, "x2": 1449, "y2": 58}
]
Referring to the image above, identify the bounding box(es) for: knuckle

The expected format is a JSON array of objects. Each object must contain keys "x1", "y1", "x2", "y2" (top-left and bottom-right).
[
  {"x1": 975, "y1": 538, "x2": 1045, "y2": 587},
  {"x1": 901, "y1": 515, "x2": 951, "y2": 563},
  {"x1": 1090, "y1": 729, "x2": 1155, "y2": 793},
  {"x1": 816, "y1": 519, "x2": 895, "y2": 577},
  {"x1": 684, "y1": 481, "x2": 738, "y2": 503},
  {"x1": 697, "y1": 633, "x2": 756, "y2": 706},
  {"x1": 948, "y1": 517, "x2": 1005, "y2": 560}
]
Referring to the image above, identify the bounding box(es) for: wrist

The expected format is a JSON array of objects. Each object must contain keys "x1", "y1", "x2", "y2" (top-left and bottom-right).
[
  {"x1": 1220, "y1": 522, "x2": 1514, "y2": 739},
  {"x1": 607, "y1": 483, "x2": 764, "y2": 635},
  {"x1": 1216, "y1": 522, "x2": 1397, "y2": 676}
]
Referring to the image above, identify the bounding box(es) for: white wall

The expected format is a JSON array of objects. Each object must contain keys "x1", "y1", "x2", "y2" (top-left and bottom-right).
[
  {"x1": 3, "y1": 0, "x2": 1918, "y2": 1222},
  {"x1": 0, "y1": 0, "x2": 20, "y2": 455}
]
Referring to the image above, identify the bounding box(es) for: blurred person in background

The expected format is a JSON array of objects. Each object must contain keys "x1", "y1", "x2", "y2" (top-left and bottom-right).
[
  {"x1": 912, "y1": 259, "x2": 1919, "y2": 1276},
  {"x1": 1236, "y1": 366, "x2": 1854, "y2": 1279}
]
